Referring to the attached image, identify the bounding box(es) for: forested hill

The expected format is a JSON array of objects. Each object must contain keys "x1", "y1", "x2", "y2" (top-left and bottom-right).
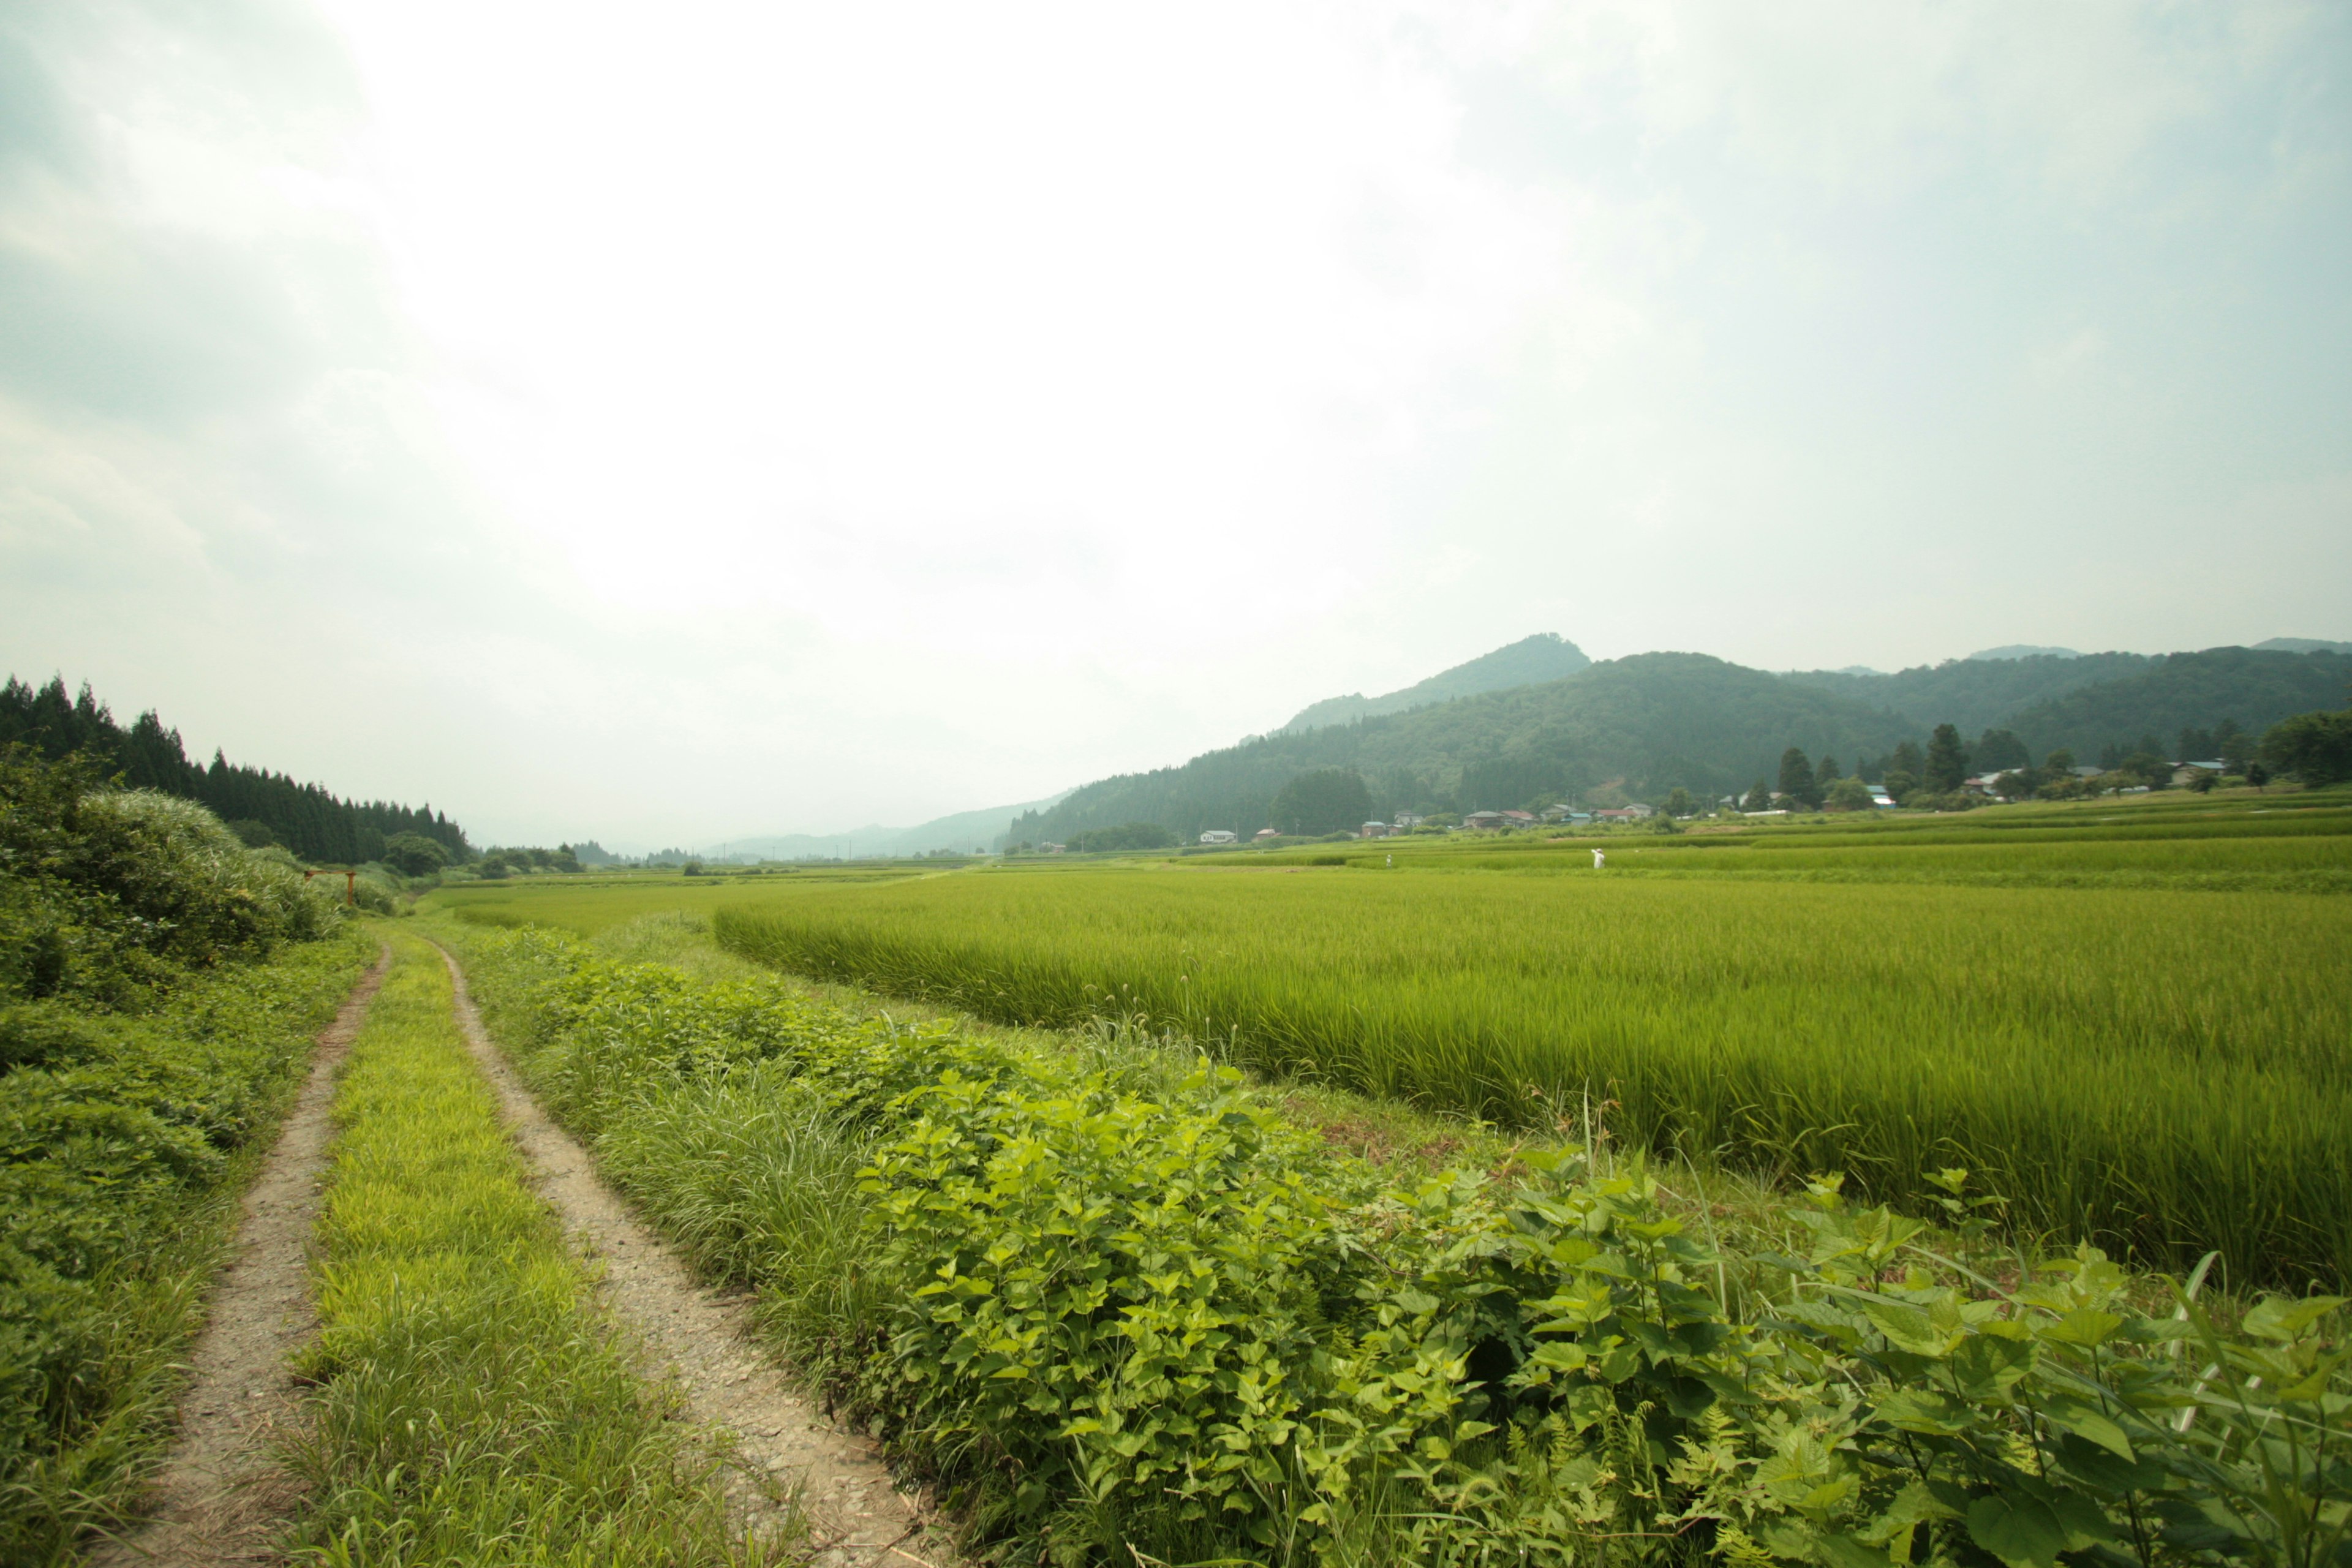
[
  {"x1": 1008, "y1": 644, "x2": 2352, "y2": 845},
  {"x1": 1, "y1": 676, "x2": 470, "y2": 864},
  {"x1": 1997, "y1": 647, "x2": 2352, "y2": 760},
  {"x1": 1011, "y1": 653, "x2": 1918, "y2": 843},
  {"x1": 1779, "y1": 652, "x2": 2155, "y2": 737},
  {"x1": 1277, "y1": 633, "x2": 1590, "y2": 734}
]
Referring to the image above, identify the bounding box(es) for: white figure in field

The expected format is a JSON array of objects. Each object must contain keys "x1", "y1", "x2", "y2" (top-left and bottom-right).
[
  {"x1": 1593, "y1": 848, "x2": 1606, "y2": 869},
  {"x1": 1386, "y1": 853, "x2": 1393, "y2": 867}
]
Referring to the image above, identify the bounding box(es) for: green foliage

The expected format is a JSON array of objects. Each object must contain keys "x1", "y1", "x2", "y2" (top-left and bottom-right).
[
  {"x1": 705, "y1": 816, "x2": 2352, "y2": 1289},
  {"x1": 287, "y1": 938, "x2": 767, "y2": 1564},
  {"x1": 378, "y1": 831, "x2": 449, "y2": 876},
  {"x1": 2, "y1": 749, "x2": 346, "y2": 1002},
  {"x1": 1926, "y1": 724, "x2": 1969, "y2": 793},
  {"x1": 2263, "y1": 709, "x2": 2352, "y2": 786},
  {"x1": 1823, "y1": 777, "x2": 1877, "y2": 812},
  {"x1": 1975, "y1": 728, "x2": 2031, "y2": 772},
  {"x1": 1066, "y1": 821, "x2": 1178, "y2": 854},
  {"x1": 1777, "y1": 748, "x2": 1819, "y2": 807},
  {"x1": 1272, "y1": 768, "x2": 1374, "y2": 837},
  {"x1": 2002, "y1": 648, "x2": 2352, "y2": 763},
  {"x1": 452, "y1": 925, "x2": 2352, "y2": 1568},
  {"x1": 0, "y1": 675, "x2": 472, "y2": 865},
  {"x1": 0, "y1": 935, "x2": 369, "y2": 1559},
  {"x1": 1741, "y1": 780, "x2": 1773, "y2": 813}
]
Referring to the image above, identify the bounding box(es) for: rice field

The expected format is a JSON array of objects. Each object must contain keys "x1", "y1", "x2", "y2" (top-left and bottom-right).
[
  {"x1": 434, "y1": 795, "x2": 2352, "y2": 1287},
  {"x1": 714, "y1": 878, "x2": 2348, "y2": 1289}
]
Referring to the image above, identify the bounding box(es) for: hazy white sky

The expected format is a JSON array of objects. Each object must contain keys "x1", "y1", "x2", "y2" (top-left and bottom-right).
[{"x1": 4, "y1": 1, "x2": 2347, "y2": 847}]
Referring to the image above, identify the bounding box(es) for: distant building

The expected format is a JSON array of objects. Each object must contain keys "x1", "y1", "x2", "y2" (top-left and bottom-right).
[
  {"x1": 1393, "y1": 812, "x2": 1425, "y2": 830},
  {"x1": 2173, "y1": 759, "x2": 2228, "y2": 786},
  {"x1": 1253, "y1": 827, "x2": 1281, "y2": 842},
  {"x1": 1463, "y1": 810, "x2": 1505, "y2": 830},
  {"x1": 1360, "y1": 821, "x2": 1390, "y2": 839},
  {"x1": 1593, "y1": 802, "x2": 1658, "y2": 823},
  {"x1": 1499, "y1": 809, "x2": 1536, "y2": 826},
  {"x1": 1199, "y1": 829, "x2": 1238, "y2": 845}
]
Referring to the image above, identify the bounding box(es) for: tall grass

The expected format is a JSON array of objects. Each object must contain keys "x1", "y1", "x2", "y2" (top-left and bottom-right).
[
  {"x1": 287, "y1": 932, "x2": 777, "y2": 1566},
  {"x1": 715, "y1": 871, "x2": 2352, "y2": 1288}
]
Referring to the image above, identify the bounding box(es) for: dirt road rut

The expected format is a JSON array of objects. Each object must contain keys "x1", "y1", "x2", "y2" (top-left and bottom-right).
[
  {"x1": 432, "y1": 943, "x2": 955, "y2": 1568},
  {"x1": 91, "y1": 944, "x2": 391, "y2": 1568}
]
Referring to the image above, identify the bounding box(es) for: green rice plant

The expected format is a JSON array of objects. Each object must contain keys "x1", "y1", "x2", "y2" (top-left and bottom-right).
[
  {"x1": 285, "y1": 933, "x2": 778, "y2": 1566},
  {"x1": 712, "y1": 869, "x2": 2352, "y2": 1289},
  {"x1": 445, "y1": 921, "x2": 2352, "y2": 1568}
]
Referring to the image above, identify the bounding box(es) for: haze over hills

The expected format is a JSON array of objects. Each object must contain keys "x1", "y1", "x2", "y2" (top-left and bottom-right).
[
  {"x1": 1276, "y1": 634, "x2": 1589, "y2": 734},
  {"x1": 697, "y1": 794, "x2": 1068, "y2": 862},
  {"x1": 1004, "y1": 638, "x2": 2351, "y2": 846}
]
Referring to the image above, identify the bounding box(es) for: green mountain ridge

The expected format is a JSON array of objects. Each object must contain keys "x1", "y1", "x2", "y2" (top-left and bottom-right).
[
  {"x1": 1008, "y1": 643, "x2": 2351, "y2": 845},
  {"x1": 1276, "y1": 633, "x2": 1589, "y2": 734}
]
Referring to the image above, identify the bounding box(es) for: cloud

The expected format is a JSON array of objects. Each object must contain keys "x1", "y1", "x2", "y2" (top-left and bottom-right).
[{"x1": 2, "y1": 0, "x2": 2346, "y2": 848}]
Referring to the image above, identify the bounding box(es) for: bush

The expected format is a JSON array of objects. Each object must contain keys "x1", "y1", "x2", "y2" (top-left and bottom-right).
[
  {"x1": 378, "y1": 832, "x2": 450, "y2": 877},
  {"x1": 1, "y1": 751, "x2": 344, "y2": 1000},
  {"x1": 456, "y1": 927, "x2": 2352, "y2": 1568}
]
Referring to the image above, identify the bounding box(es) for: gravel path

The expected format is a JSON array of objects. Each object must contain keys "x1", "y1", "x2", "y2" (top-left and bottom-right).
[
  {"x1": 91, "y1": 944, "x2": 392, "y2": 1568},
  {"x1": 431, "y1": 943, "x2": 956, "y2": 1568}
]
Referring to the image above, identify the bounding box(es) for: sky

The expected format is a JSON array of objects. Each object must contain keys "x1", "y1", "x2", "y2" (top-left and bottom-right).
[{"x1": 3, "y1": 1, "x2": 2348, "y2": 849}]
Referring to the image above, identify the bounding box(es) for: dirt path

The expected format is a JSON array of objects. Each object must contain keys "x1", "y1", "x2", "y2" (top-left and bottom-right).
[
  {"x1": 431, "y1": 943, "x2": 955, "y2": 1568},
  {"x1": 91, "y1": 944, "x2": 391, "y2": 1568}
]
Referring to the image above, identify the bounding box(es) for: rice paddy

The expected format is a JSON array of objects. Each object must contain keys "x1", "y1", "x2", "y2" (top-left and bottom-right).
[{"x1": 427, "y1": 792, "x2": 2352, "y2": 1289}]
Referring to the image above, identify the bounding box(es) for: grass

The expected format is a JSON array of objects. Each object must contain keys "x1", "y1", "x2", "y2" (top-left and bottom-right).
[
  {"x1": 710, "y1": 869, "x2": 2350, "y2": 1288},
  {"x1": 284, "y1": 929, "x2": 780, "y2": 1566},
  {"x1": 0, "y1": 931, "x2": 372, "y2": 1568}
]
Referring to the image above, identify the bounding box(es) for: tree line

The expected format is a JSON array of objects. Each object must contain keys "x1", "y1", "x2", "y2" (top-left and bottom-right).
[{"x1": 1, "y1": 676, "x2": 472, "y2": 865}]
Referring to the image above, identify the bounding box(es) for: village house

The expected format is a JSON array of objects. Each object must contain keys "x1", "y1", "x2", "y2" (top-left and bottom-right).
[
  {"x1": 1359, "y1": 821, "x2": 1390, "y2": 839},
  {"x1": 1253, "y1": 827, "x2": 1281, "y2": 842},
  {"x1": 1198, "y1": 829, "x2": 1238, "y2": 845},
  {"x1": 2172, "y1": 759, "x2": 2229, "y2": 786},
  {"x1": 1393, "y1": 812, "x2": 1426, "y2": 830},
  {"x1": 1463, "y1": 810, "x2": 1506, "y2": 830}
]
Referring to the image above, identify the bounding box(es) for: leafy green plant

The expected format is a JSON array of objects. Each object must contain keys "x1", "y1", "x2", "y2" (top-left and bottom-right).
[{"x1": 450, "y1": 924, "x2": 2352, "y2": 1567}]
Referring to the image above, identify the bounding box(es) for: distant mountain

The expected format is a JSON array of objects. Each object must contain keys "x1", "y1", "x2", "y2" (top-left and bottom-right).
[
  {"x1": 1969, "y1": 644, "x2": 2081, "y2": 661},
  {"x1": 1011, "y1": 653, "x2": 1917, "y2": 843},
  {"x1": 1781, "y1": 653, "x2": 2154, "y2": 738},
  {"x1": 2001, "y1": 647, "x2": 2352, "y2": 760},
  {"x1": 706, "y1": 793, "x2": 1068, "y2": 861},
  {"x1": 1008, "y1": 642, "x2": 2352, "y2": 845},
  {"x1": 2255, "y1": 637, "x2": 2352, "y2": 655},
  {"x1": 1277, "y1": 633, "x2": 1590, "y2": 734}
]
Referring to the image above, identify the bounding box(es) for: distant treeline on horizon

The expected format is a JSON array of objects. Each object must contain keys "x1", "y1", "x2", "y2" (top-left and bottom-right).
[{"x1": 0, "y1": 675, "x2": 472, "y2": 865}]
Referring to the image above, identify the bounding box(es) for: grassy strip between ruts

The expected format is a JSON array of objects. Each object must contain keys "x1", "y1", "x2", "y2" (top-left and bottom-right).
[
  {"x1": 448, "y1": 918, "x2": 2348, "y2": 1568},
  {"x1": 283, "y1": 930, "x2": 782, "y2": 1567},
  {"x1": 0, "y1": 929, "x2": 372, "y2": 1566}
]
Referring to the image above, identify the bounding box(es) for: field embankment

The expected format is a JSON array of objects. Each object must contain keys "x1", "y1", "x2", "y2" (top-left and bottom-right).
[
  {"x1": 440, "y1": 914, "x2": 2351, "y2": 1568},
  {"x1": 286, "y1": 930, "x2": 771, "y2": 1564}
]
